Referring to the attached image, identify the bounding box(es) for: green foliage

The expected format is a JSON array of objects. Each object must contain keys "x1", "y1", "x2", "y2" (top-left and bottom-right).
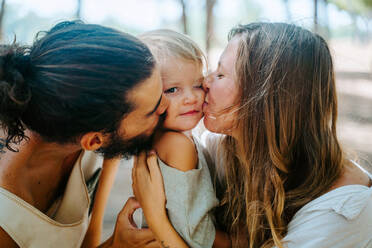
[
  {"x1": 364, "y1": 0, "x2": 372, "y2": 8},
  {"x1": 329, "y1": 0, "x2": 372, "y2": 16}
]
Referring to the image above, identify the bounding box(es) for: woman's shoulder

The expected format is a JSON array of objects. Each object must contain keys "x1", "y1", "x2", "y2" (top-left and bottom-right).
[
  {"x1": 285, "y1": 184, "x2": 372, "y2": 247},
  {"x1": 154, "y1": 131, "x2": 198, "y2": 172},
  {"x1": 330, "y1": 160, "x2": 372, "y2": 191},
  {"x1": 283, "y1": 161, "x2": 372, "y2": 247},
  {"x1": 290, "y1": 160, "x2": 372, "y2": 225}
]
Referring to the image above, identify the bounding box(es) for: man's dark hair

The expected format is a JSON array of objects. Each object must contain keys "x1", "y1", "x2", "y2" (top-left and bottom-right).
[{"x1": 0, "y1": 20, "x2": 155, "y2": 152}]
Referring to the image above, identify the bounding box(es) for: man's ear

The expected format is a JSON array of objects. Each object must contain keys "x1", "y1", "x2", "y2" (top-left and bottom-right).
[{"x1": 80, "y1": 132, "x2": 105, "y2": 151}]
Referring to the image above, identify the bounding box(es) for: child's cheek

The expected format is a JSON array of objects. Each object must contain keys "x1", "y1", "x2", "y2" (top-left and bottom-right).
[{"x1": 198, "y1": 90, "x2": 206, "y2": 106}]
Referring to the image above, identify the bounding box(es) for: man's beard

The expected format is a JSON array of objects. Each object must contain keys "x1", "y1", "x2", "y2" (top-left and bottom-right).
[
  {"x1": 96, "y1": 114, "x2": 165, "y2": 159},
  {"x1": 96, "y1": 132, "x2": 155, "y2": 159}
]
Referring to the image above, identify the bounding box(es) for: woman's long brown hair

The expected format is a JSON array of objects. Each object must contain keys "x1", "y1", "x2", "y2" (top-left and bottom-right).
[{"x1": 221, "y1": 23, "x2": 344, "y2": 247}]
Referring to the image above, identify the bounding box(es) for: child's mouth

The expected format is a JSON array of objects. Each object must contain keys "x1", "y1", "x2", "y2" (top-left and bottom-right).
[{"x1": 181, "y1": 110, "x2": 199, "y2": 116}]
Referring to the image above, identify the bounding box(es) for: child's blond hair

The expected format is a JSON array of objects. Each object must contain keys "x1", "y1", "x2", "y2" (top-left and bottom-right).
[{"x1": 139, "y1": 29, "x2": 206, "y2": 71}]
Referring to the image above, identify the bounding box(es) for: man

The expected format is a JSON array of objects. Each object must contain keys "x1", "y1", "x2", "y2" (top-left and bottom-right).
[{"x1": 0, "y1": 21, "x2": 167, "y2": 247}]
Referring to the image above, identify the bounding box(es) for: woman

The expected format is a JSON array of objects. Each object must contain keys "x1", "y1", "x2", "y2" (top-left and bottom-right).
[
  {"x1": 0, "y1": 20, "x2": 167, "y2": 247},
  {"x1": 133, "y1": 22, "x2": 372, "y2": 248}
]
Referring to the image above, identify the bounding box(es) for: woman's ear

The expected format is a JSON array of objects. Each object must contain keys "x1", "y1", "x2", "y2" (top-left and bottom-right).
[{"x1": 80, "y1": 132, "x2": 105, "y2": 151}]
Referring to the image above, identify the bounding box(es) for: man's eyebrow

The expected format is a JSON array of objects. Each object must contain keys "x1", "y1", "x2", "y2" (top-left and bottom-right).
[{"x1": 146, "y1": 94, "x2": 162, "y2": 117}]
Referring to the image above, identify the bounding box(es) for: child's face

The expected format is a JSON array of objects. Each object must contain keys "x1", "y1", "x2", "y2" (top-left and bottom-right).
[{"x1": 161, "y1": 58, "x2": 205, "y2": 132}]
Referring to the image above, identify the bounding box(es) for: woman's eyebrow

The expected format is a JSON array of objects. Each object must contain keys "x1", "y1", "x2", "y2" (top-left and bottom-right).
[{"x1": 146, "y1": 94, "x2": 162, "y2": 117}]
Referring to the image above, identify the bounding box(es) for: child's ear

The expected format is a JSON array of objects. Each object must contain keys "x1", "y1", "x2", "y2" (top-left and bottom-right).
[{"x1": 80, "y1": 132, "x2": 105, "y2": 151}]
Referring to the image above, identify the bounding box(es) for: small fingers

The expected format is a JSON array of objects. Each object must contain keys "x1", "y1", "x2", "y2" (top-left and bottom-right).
[
  {"x1": 146, "y1": 151, "x2": 162, "y2": 181},
  {"x1": 134, "y1": 151, "x2": 152, "y2": 180},
  {"x1": 136, "y1": 151, "x2": 148, "y2": 170}
]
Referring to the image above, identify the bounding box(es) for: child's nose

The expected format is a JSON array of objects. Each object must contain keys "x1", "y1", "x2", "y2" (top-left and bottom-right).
[{"x1": 183, "y1": 90, "x2": 197, "y2": 105}]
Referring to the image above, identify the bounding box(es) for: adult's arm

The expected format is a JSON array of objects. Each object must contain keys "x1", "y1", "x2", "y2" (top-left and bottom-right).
[
  {"x1": 0, "y1": 227, "x2": 19, "y2": 248},
  {"x1": 213, "y1": 230, "x2": 231, "y2": 248},
  {"x1": 83, "y1": 158, "x2": 120, "y2": 248},
  {"x1": 132, "y1": 151, "x2": 189, "y2": 248}
]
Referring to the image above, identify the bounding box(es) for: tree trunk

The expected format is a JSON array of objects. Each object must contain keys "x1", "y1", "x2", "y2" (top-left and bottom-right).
[
  {"x1": 206, "y1": 0, "x2": 216, "y2": 58},
  {"x1": 179, "y1": 0, "x2": 188, "y2": 34},
  {"x1": 0, "y1": 0, "x2": 5, "y2": 42},
  {"x1": 314, "y1": 0, "x2": 318, "y2": 33},
  {"x1": 76, "y1": 0, "x2": 82, "y2": 19},
  {"x1": 282, "y1": 0, "x2": 292, "y2": 22},
  {"x1": 323, "y1": 0, "x2": 330, "y2": 40}
]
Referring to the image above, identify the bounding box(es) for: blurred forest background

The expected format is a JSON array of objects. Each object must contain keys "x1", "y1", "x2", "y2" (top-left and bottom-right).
[
  {"x1": 2, "y1": 0, "x2": 371, "y2": 170},
  {"x1": 2, "y1": 0, "x2": 371, "y2": 239},
  {"x1": 2, "y1": 0, "x2": 372, "y2": 163},
  {"x1": 0, "y1": 0, "x2": 372, "y2": 167}
]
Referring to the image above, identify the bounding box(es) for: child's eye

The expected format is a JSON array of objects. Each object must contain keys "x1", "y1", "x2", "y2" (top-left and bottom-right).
[
  {"x1": 164, "y1": 87, "x2": 178, "y2": 94},
  {"x1": 194, "y1": 84, "x2": 203, "y2": 89}
]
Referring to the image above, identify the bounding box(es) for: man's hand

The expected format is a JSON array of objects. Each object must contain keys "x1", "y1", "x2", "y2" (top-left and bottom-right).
[{"x1": 100, "y1": 197, "x2": 159, "y2": 248}]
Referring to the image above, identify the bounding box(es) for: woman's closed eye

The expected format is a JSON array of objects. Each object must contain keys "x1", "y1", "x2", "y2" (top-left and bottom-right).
[
  {"x1": 217, "y1": 74, "x2": 224, "y2": 79},
  {"x1": 164, "y1": 87, "x2": 178, "y2": 94}
]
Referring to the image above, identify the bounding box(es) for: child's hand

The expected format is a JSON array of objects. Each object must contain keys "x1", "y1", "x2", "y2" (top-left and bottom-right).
[{"x1": 132, "y1": 151, "x2": 167, "y2": 227}]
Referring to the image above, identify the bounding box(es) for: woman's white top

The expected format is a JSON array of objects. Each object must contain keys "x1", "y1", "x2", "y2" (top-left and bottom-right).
[{"x1": 0, "y1": 150, "x2": 102, "y2": 248}]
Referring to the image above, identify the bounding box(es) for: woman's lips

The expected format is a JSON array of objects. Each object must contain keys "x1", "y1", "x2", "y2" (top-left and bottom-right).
[
  {"x1": 202, "y1": 102, "x2": 208, "y2": 112},
  {"x1": 203, "y1": 102, "x2": 217, "y2": 119}
]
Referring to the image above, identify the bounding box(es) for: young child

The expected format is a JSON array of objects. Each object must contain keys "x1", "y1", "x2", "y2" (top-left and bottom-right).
[
  {"x1": 83, "y1": 29, "x2": 219, "y2": 248},
  {"x1": 137, "y1": 29, "x2": 219, "y2": 248}
]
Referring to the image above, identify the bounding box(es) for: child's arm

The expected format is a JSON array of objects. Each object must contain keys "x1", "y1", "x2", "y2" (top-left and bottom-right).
[
  {"x1": 82, "y1": 158, "x2": 120, "y2": 248},
  {"x1": 132, "y1": 151, "x2": 190, "y2": 248},
  {"x1": 154, "y1": 131, "x2": 198, "y2": 172},
  {"x1": 150, "y1": 131, "x2": 219, "y2": 248}
]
